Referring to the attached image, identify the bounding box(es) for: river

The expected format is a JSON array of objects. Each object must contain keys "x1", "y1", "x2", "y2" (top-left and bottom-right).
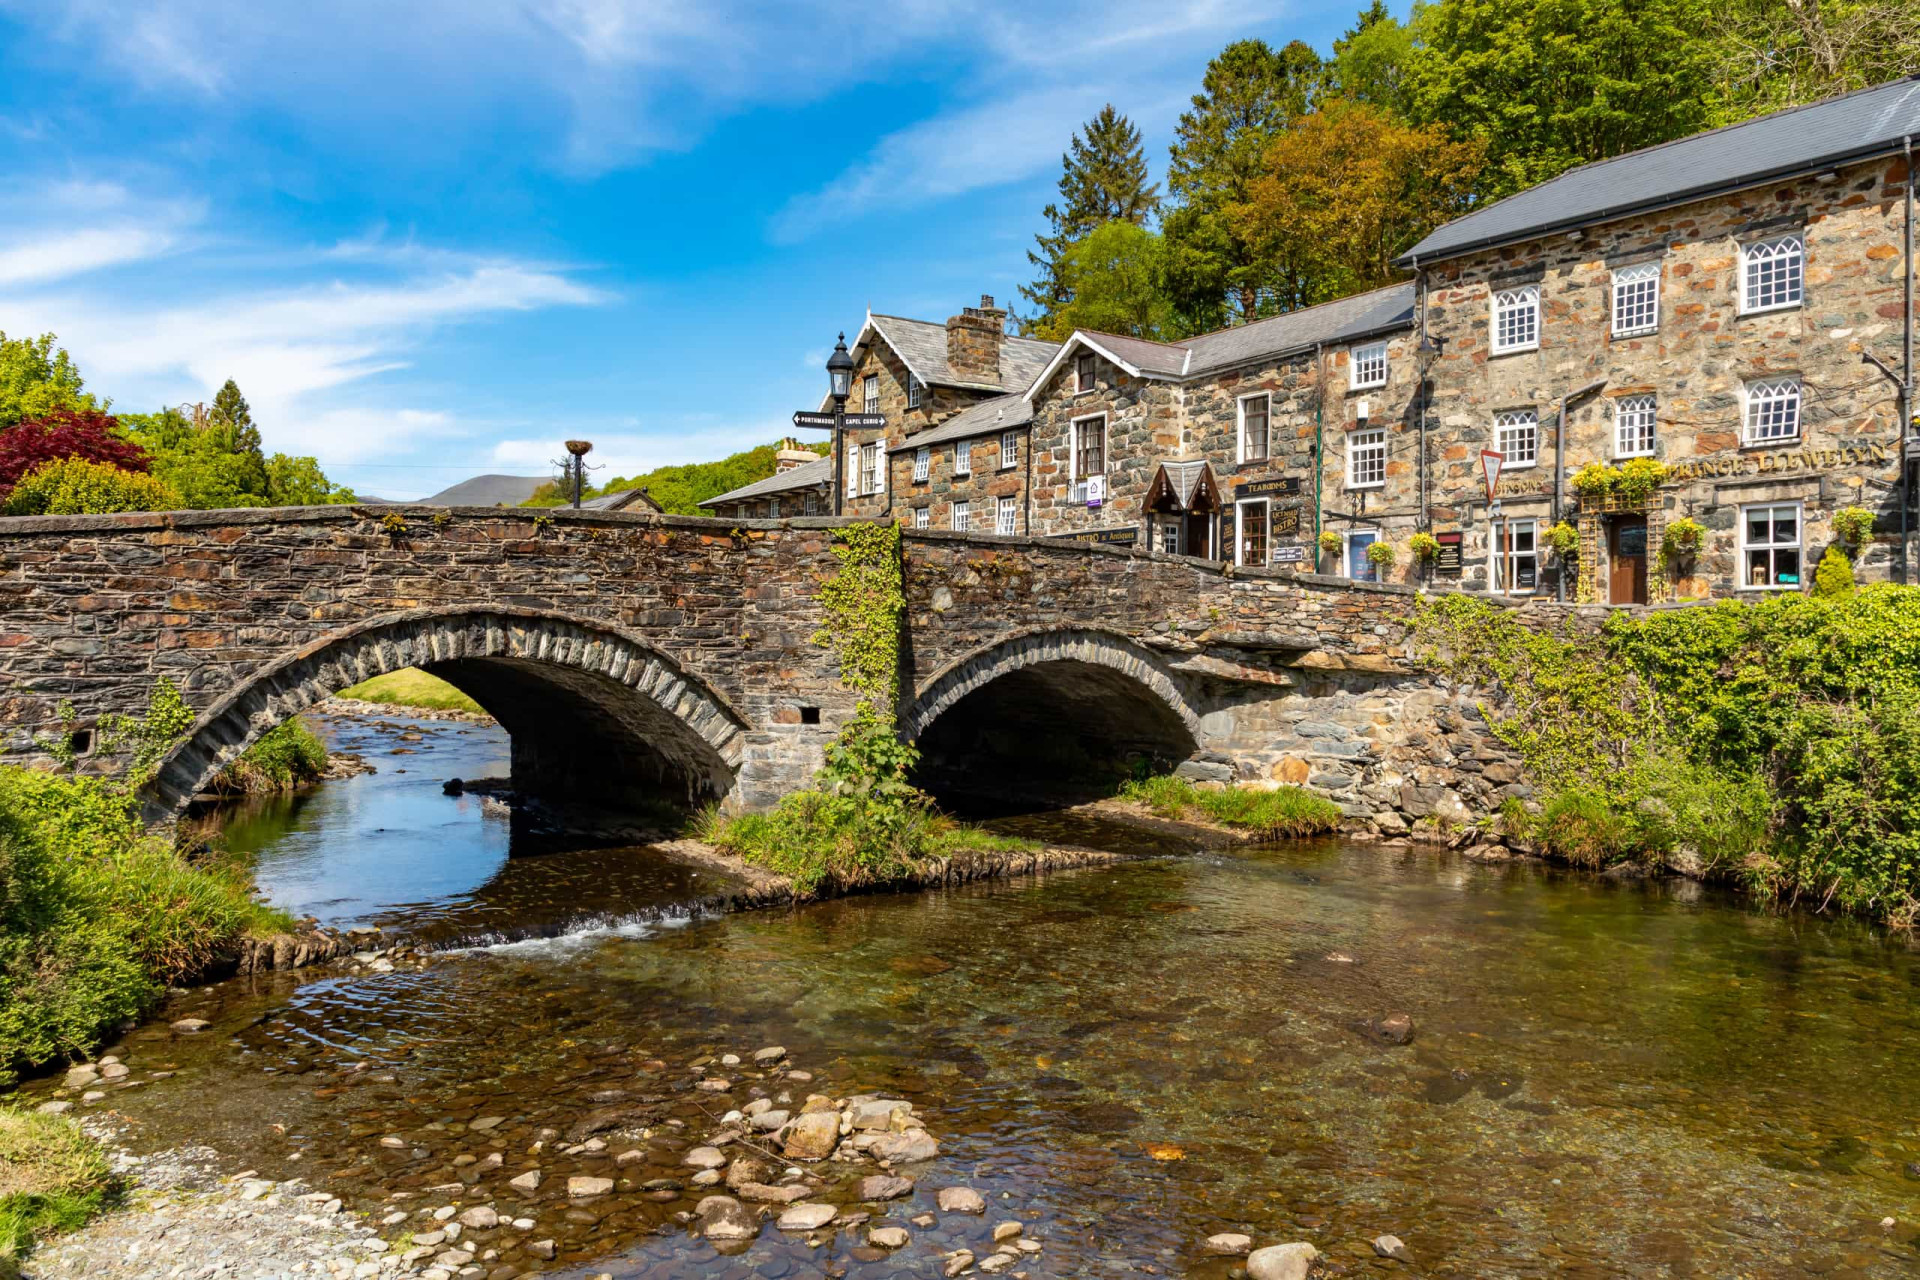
[{"x1": 76, "y1": 712, "x2": 1920, "y2": 1277}]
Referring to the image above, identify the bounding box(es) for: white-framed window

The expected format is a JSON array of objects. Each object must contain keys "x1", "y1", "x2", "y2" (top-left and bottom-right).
[
  {"x1": 955, "y1": 438, "x2": 971, "y2": 476},
  {"x1": 1000, "y1": 428, "x2": 1019, "y2": 470},
  {"x1": 1235, "y1": 498, "x2": 1269, "y2": 568},
  {"x1": 1490, "y1": 519, "x2": 1540, "y2": 595},
  {"x1": 996, "y1": 496, "x2": 1017, "y2": 535},
  {"x1": 1348, "y1": 427, "x2": 1386, "y2": 489},
  {"x1": 1491, "y1": 285, "x2": 1540, "y2": 354},
  {"x1": 1741, "y1": 235, "x2": 1804, "y2": 314},
  {"x1": 863, "y1": 374, "x2": 880, "y2": 415},
  {"x1": 803, "y1": 491, "x2": 822, "y2": 516},
  {"x1": 914, "y1": 506, "x2": 929, "y2": 529},
  {"x1": 1344, "y1": 529, "x2": 1379, "y2": 582},
  {"x1": 768, "y1": 497, "x2": 780, "y2": 518},
  {"x1": 1238, "y1": 392, "x2": 1270, "y2": 464},
  {"x1": 913, "y1": 446, "x2": 930, "y2": 483},
  {"x1": 1350, "y1": 341, "x2": 1388, "y2": 390},
  {"x1": 1612, "y1": 262, "x2": 1661, "y2": 336},
  {"x1": 907, "y1": 377, "x2": 922, "y2": 410},
  {"x1": 1742, "y1": 502, "x2": 1802, "y2": 589},
  {"x1": 1157, "y1": 519, "x2": 1180, "y2": 555},
  {"x1": 860, "y1": 442, "x2": 881, "y2": 494},
  {"x1": 1614, "y1": 394, "x2": 1657, "y2": 458},
  {"x1": 1070, "y1": 413, "x2": 1107, "y2": 502},
  {"x1": 1075, "y1": 352, "x2": 1096, "y2": 393},
  {"x1": 952, "y1": 501, "x2": 971, "y2": 532},
  {"x1": 1495, "y1": 409, "x2": 1538, "y2": 468},
  {"x1": 1743, "y1": 377, "x2": 1802, "y2": 444}
]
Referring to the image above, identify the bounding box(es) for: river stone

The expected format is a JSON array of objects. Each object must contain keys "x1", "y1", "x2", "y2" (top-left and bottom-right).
[
  {"x1": 799, "y1": 1094, "x2": 838, "y2": 1114},
  {"x1": 750, "y1": 1109, "x2": 791, "y2": 1132},
  {"x1": 526, "y1": 1241, "x2": 556, "y2": 1261},
  {"x1": 1247, "y1": 1242, "x2": 1321, "y2": 1280},
  {"x1": 868, "y1": 1226, "x2": 910, "y2": 1249},
  {"x1": 979, "y1": 1255, "x2": 1016, "y2": 1274},
  {"x1": 615, "y1": 1149, "x2": 645, "y2": 1166},
  {"x1": 992, "y1": 1221, "x2": 1022, "y2": 1242},
  {"x1": 739, "y1": 1182, "x2": 812, "y2": 1204},
  {"x1": 566, "y1": 1177, "x2": 613, "y2": 1198},
  {"x1": 170, "y1": 1018, "x2": 211, "y2": 1034},
  {"x1": 726, "y1": 1156, "x2": 769, "y2": 1189},
  {"x1": 937, "y1": 1187, "x2": 986, "y2": 1214},
  {"x1": 1205, "y1": 1233, "x2": 1253, "y2": 1256},
  {"x1": 857, "y1": 1175, "x2": 914, "y2": 1201},
  {"x1": 942, "y1": 1251, "x2": 974, "y2": 1278},
  {"x1": 457, "y1": 1206, "x2": 498, "y2": 1229},
  {"x1": 776, "y1": 1203, "x2": 837, "y2": 1231},
  {"x1": 697, "y1": 1078, "x2": 732, "y2": 1092},
  {"x1": 684, "y1": 1146, "x2": 728, "y2": 1169},
  {"x1": 99, "y1": 1063, "x2": 129, "y2": 1081},
  {"x1": 469, "y1": 1115, "x2": 504, "y2": 1131},
  {"x1": 1372, "y1": 1234, "x2": 1414, "y2": 1263},
  {"x1": 35, "y1": 1101, "x2": 72, "y2": 1115},
  {"x1": 63, "y1": 1066, "x2": 98, "y2": 1088},
  {"x1": 782, "y1": 1110, "x2": 840, "y2": 1160},
  {"x1": 851, "y1": 1099, "x2": 912, "y2": 1131},
  {"x1": 865, "y1": 1129, "x2": 938, "y2": 1162},
  {"x1": 692, "y1": 1169, "x2": 723, "y2": 1186},
  {"x1": 696, "y1": 1196, "x2": 757, "y2": 1241},
  {"x1": 754, "y1": 1046, "x2": 787, "y2": 1063},
  {"x1": 509, "y1": 1170, "x2": 542, "y2": 1192},
  {"x1": 744, "y1": 1098, "x2": 774, "y2": 1117},
  {"x1": 1368, "y1": 1014, "x2": 1416, "y2": 1045}
]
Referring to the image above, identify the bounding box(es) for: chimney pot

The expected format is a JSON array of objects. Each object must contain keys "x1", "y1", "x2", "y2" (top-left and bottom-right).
[
  {"x1": 948, "y1": 292, "x2": 1007, "y2": 385},
  {"x1": 980, "y1": 294, "x2": 994, "y2": 308}
]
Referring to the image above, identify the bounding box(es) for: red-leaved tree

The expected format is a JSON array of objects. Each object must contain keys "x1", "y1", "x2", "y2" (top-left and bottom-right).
[{"x1": 0, "y1": 409, "x2": 151, "y2": 495}]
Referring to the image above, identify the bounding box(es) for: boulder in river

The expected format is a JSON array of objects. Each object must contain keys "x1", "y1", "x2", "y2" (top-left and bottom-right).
[
  {"x1": 696, "y1": 1196, "x2": 758, "y2": 1241},
  {"x1": 1366, "y1": 1013, "x2": 1416, "y2": 1045},
  {"x1": 868, "y1": 1226, "x2": 910, "y2": 1249},
  {"x1": 776, "y1": 1203, "x2": 837, "y2": 1231},
  {"x1": 684, "y1": 1146, "x2": 727, "y2": 1169},
  {"x1": 725, "y1": 1156, "x2": 769, "y2": 1189},
  {"x1": 738, "y1": 1183, "x2": 813, "y2": 1205},
  {"x1": 170, "y1": 1018, "x2": 211, "y2": 1034},
  {"x1": 864, "y1": 1129, "x2": 939, "y2": 1162},
  {"x1": 566, "y1": 1176, "x2": 613, "y2": 1197},
  {"x1": 857, "y1": 1175, "x2": 914, "y2": 1201},
  {"x1": 1247, "y1": 1242, "x2": 1320, "y2": 1280},
  {"x1": 782, "y1": 1110, "x2": 840, "y2": 1160},
  {"x1": 1205, "y1": 1233, "x2": 1252, "y2": 1256},
  {"x1": 937, "y1": 1187, "x2": 986, "y2": 1214},
  {"x1": 509, "y1": 1170, "x2": 542, "y2": 1192},
  {"x1": 1373, "y1": 1234, "x2": 1414, "y2": 1262}
]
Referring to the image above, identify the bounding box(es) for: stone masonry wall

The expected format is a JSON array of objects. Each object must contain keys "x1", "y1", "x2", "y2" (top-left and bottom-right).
[
  {"x1": 891, "y1": 424, "x2": 1028, "y2": 534},
  {"x1": 1028, "y1": 353, "x2": 1182, "y2": 538}
]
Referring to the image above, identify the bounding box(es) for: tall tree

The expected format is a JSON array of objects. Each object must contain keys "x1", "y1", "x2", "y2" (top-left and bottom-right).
[
  {"x1": 1163, "y1": 39, "x2": 1325, "y2": 326},
  {"x1": 1712, "y1": 0, "x2": 1920, "y2": 119},
  {"x1": 1328, "y1": 2, "x2": 1416, "y2": 118},
  {"x1": 0, "y1": 332, "x2": 99, "y2": 430},
  {"x1": 1031, "y1": 221, "x2": 1179, "y2": 343},
  {"x1": 1233, "y1": 103, "x2": 1486, "y2": 309},
  {"x1": 1407, "y1": 0, "x2": 1722, "y2": 199},
  {"x1": 1020, "y1": 106, "x2": 1162, "y2": 334}
]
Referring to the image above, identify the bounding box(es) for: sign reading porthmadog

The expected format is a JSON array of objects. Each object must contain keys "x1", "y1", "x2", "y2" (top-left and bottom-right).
[{"x1": 793, "y1": 411, "x2": 887, "y2": 429}]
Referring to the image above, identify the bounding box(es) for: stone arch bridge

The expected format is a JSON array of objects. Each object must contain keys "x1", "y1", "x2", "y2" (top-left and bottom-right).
[{"x1": 0, "y1": 506, "x2": 1532, "y2": 829}]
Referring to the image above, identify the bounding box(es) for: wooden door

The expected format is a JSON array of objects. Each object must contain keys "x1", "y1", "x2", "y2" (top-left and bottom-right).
[{"x1": 1609, "y1": 517, "x2": 1648, "y2": 605}]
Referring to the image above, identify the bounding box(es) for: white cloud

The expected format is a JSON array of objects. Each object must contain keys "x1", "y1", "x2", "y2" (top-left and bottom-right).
[{"x1": 0, "y1": 227, "x2": 179, "y2": 287}]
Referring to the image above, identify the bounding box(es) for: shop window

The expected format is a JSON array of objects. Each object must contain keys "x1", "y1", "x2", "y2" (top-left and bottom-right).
[
  {"x1": 1615, "y1": 394, "x2": 1657, "y2": 458},
  {"x1": 1495, "y1": 409, "x2": 1538, "y2": 468},
  {"x1": 1344, "y1": 529, "x2": 1380, "y2": 582},
  {"x1": 1742, "y1": 502, "x2": 1802, "y2": 589},
  {"x1": 1741, "y1": 235, "x2": 1804, "y2": 314},
  {"x1": 1744, "y1": 378, "x2": 1801, "y2": 444},
  {"x1": 1350, "y1": 341, "x2": 1388, "y2": 389},
  {"x1": 1491, "y1": 519, "x2": 1539, "y2": 595},
  {"x1": 1491, "y1": 285, "x2": 1539, "y2": 354},
  {"x1": 1236, "y1": 499, "x2": 1268, "y2": 568},
  {"x1": 913, "y1": 447, "x2": 930, "y2": 483},
  {"x1": 996, "y1": 496, "x2": 1017, "y2": 535},
  {"x1": 1239, "y1": 393, "x2": 1270, "y2": 464},
  {"x1": 1611, "y1": 262, "x2": 1661, "y2": 336},
  {"x1": 955, "y1": 438, "x2": 971, "y2": 476},
  {"x1": 1000, "y1": 428, "x2": 1019, "y2": 470},
  {"x1": 952, "y1": 501, "x2": 971, "y2": 532},
  {"x1": 1348, "y1": 427, "x2": 1386, "y2": 489}
]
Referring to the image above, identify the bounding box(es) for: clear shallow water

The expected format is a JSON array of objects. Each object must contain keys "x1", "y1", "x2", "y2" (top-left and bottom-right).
[{"x1": 66, "y1": 716, "x2": 1920, "y2": 1277}]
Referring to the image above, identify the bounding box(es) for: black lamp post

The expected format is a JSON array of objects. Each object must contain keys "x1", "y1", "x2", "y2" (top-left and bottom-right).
[{"x1": 827, "y1": 333, "x2": 854, "y2": 516}]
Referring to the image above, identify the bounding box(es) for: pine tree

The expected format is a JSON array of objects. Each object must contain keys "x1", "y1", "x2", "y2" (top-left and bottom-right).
[
  {"x1": 1020, "y1": 106, "x2": 1161, "y2": 335},
  {"x1": 207, "y1": 378, "x2": 269, "y2": 493}
]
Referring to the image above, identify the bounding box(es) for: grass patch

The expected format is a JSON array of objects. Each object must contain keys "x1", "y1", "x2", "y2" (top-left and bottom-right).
[
  {"x1": 0, "y1": 767, "x2": 291, "y2": 1087},
  {"x1": 0, "y1": 1106, "x2": 117, "y2": 1270},
  {"x1": 336, "y1": 667, "x2": 484, "y2": 714},
  {"x1": 208, "y1": 718, "x2": 328, "y2": 795},
  {"x1": 694, "y1": 792, "x2": 1037, "y2": 896},
  {"x1": 1118, "y1": 775, "x2": 1344, "y2": 839}
]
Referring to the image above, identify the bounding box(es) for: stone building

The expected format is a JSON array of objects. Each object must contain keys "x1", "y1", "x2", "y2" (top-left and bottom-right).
[
  {"x1": 700, "y1": 440, "x2": 829, "y2": 519},
  {"x1": 1398, "y1": 74, "x2": 1920, "y2": 601}
]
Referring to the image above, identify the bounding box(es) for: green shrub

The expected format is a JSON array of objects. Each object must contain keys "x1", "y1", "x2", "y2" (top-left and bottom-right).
[
  {"x1": 1117, "y1": 775, "x2": 1342, "y2": 838},
  {"x1": 3, "y1": 456, "x2": 180, "y2": 516},
  {"x1": 0, "y1": 1107, "x2": 118, "y2": 1268},
  {"x1": 1533, "y1": 789, "x2": 1634, "y2": 866},
  {"x1": 1831, "y1": 505, "x2": 1877, "y2": 547},
  {"x1": 1812, "y1": 545, "x2": 1855, "y2": 598},
  {"x1": 210, "y1": 718, "x2": 327, "y2": 794}
]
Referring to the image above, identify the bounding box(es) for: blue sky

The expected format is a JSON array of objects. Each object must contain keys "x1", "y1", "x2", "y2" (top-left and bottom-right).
[{"x1": 0, "y1": 1, "x2": 1370, "y2": 498}]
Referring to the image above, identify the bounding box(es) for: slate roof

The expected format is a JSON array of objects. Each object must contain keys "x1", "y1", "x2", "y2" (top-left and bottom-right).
[
  {"x1": 1399, "y1": 75, "x2": 1920, "y2": 265},
  {"x1": 890, "y1": 393, "x2": 1032, "y2": 453},
  {"x1": 1157, "y1": 459, "x2": 1212, "y2": 509},
  {"x1": 580, "y1": 487, "x2": 662, "y2": 513},
  {"x1": 864, "y1": 314, "x2": 1058, "y2": 392},
  {"x1": 699, "y1": 455, "x2": 832, "y2": 507},
  {"x1": 421, "y1": 474, "x2": 548, "y2": 506}
]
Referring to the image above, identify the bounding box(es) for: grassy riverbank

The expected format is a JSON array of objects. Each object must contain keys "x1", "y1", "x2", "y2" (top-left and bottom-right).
[
  {"x1": 206, "y1": 719, "x2": 328, "y2": 795},
  {"x1": 1118, "y1": 776, "x2": 1344, "y2": 839},
  {"x1": 1419, "y1": 586, "x2": 1920, "y2": 926},
  {"x1": 0, "y1": 767, "x2": 292, "y2": 1088},
  {"x1": 0, "y1": 1107, "x2": 117, "y2": 1274},
  {"x1": 336, "y1": 667, "x2": 484, "y2": 714}
]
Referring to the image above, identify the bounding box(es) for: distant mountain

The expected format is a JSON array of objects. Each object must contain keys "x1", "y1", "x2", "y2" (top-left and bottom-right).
[{"x1": 422, "y1": 474, "x2": 548, "y2": 506}]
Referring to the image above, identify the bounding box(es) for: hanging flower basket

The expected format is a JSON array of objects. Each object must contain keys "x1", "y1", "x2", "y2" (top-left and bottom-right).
[
  {"x1": 1545, "y1": 521, "x2": 1578, "y2": 558},
  {"x1": 1663, "y1": 517, "x2": 1705, "y2": 558},
  {"x1": 1832, "y1": 505, "x2": 1877, "y2": 548},
  {"x1": 1408, "y1": 531, "x2": 1440, "y2": 562},
  {"x1": 1318, "y1": 530, "x2": 1343, "y2": 556},
  {"x1": 1365, "y1": 540, "x2": 1397, "y2": 569}
]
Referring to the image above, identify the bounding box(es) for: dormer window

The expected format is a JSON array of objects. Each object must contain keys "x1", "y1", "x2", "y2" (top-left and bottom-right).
[
  {"x1": 1350, "y1": 341, "x2": 1388, "y2": 390},
  {"x1": 1075, "y1": 352, "x2": 1096, "y2": 393}
]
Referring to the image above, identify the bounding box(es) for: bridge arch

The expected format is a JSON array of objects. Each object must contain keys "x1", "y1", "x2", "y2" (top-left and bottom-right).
[
  {"x1": 904, "y1": 627, "x2": 1203, "y2": 805},
  {"x1": 146, "y1": 607, "x2": 750, "y2": 819}
]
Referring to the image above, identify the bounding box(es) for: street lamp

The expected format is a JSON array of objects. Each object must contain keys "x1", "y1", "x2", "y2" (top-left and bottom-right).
[
  {"x1": 1862, "y1": 350, "x2": 1911, "y2": 584},
  {"x1": 827, "y1": 333, "x2": 854, "y2": 515}
]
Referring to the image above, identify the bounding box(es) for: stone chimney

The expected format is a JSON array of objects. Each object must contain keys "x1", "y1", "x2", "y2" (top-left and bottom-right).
[
  {"x1": 775, "y1": 438, "x2": 815, "y2": 473},
  {"x1": 946, "y1": 293, "x2": 1008, "y2": 385}
]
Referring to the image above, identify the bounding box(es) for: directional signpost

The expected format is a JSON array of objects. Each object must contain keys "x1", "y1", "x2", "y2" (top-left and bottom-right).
[{"x1": 793, "y1": 411, "x2": 886, "y2": 430}]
